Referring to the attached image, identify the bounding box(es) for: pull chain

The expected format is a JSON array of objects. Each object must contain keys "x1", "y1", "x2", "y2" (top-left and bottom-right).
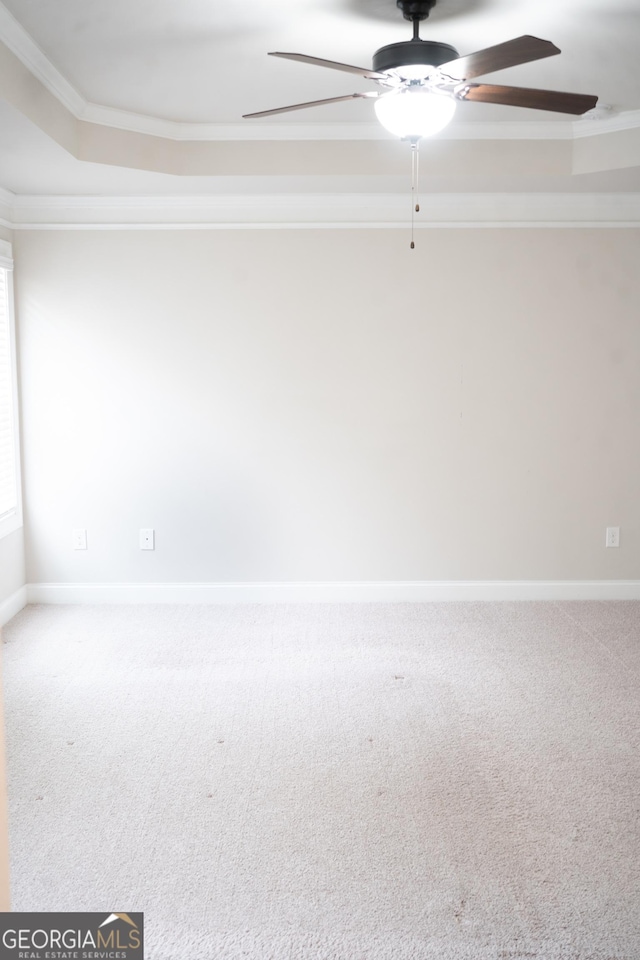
[{"x1": 410, "y1": 137, "x2": 420, "y2": 249}]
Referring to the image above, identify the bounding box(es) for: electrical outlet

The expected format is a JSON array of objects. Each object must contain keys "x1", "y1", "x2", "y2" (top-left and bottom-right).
[
  {"x1": 72, "y1": 528, "x2": 87, "y2": 550},
  {"x1": 140, "y1": 528, "x2": 155, "y2": 550},
  {"x1": 605, "y1": 526, "x2": 620, "y2": 548}
]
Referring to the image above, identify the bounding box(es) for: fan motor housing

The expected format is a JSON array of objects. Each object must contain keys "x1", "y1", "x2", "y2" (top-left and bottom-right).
[
  {"x1": 372, "y1": 39, "x2": 459, "y2": 74},
  {"x1": 397, "y1": 0, "x2": 437, "y2": 20}
]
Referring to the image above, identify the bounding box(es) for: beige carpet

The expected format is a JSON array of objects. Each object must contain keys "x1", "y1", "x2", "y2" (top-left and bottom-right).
[{"x1": 3, "y1": 601, "x2": 640, "y2": 959}]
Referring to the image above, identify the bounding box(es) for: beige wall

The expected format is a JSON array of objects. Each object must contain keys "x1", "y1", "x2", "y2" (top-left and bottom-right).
[
  {"x1": 0, "y1": 639, "x2": 10, "y2": 908},
  {"x1": 13, "y1": 227, "x2": 640, "y2": 583},
  {"x1": 0, "y1": 227, "x2": 25, "y2": 613},
  {"x1": 0, "y1": 224, "x2": 16, "y2": 902}
]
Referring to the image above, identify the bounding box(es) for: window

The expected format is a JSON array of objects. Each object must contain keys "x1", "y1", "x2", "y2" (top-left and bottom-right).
[{"x1": 0, "y1": 241, "x2": 21, "y2": 539}]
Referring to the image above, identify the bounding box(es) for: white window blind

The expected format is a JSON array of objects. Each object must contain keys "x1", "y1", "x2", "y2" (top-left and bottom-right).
[{"x1": 0, "y1": 257, "x2": 19, "y2": 530}]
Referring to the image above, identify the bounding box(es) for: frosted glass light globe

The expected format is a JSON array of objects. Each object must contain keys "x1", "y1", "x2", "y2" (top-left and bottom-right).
[{"x1": 375, "y1": 88, "x2": 456, "y2": 139}]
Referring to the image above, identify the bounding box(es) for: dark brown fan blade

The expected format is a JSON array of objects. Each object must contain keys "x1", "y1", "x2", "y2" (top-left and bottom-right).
[
  {"x1": 459, "y1": 83, "x2": 598, "y2": 115},
  {"x1": 243, "y1": 91, "x2": 379, "y2": 119},
  {"x1": 440, "y1": 35, "x2": 560, "y2": 82},
  {"x1": 269, "y1": 52, "x2": 386, "y2": 81}
]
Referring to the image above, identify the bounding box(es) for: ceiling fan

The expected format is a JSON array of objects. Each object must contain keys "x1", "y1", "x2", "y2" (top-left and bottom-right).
[{"x1": 243, "y1": 0, "x2": 598, "y2": 138}]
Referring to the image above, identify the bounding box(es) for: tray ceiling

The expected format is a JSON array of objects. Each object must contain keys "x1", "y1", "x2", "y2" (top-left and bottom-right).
[{"x1": 0, "y1": 0, "x2": 639, "y2": 221}]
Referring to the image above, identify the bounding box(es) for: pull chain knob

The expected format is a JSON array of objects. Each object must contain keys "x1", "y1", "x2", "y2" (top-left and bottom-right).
[{"x1": 410, "y1": 138, "x2": 420, "y2": 249}]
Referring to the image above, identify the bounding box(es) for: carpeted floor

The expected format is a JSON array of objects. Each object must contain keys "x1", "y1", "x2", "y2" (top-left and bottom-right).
[{"x1": 2, "y1": 601, "x2": 640, "y2": 959}]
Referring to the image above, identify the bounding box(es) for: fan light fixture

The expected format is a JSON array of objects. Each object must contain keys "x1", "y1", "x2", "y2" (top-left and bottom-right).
[
  {"x1": 374, "y1": 86, "x2": 456, "y2": 138},
  {"x1": 244, "y1": 0, "x2": 599, "y2": 248}
]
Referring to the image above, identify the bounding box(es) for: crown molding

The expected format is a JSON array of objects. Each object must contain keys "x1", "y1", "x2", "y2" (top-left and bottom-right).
[
  {"x1": 74, "y1": 105, "x2": 640, "y2": 143},
  {"x1": 0, "y1": 0, "x2": 84, "y2": 115},
  {"x1": 4, "y1": 192, "x2": 640, "y2": 228},
  {"x1": 80, "y1": 108, "x2": 394, "y2": 142},
  {"x1": 573, "y1": 108, "x2": 640, "y2": 139},
  {"x1": 0, "y1": 186, "x2": 14, "y2": 228},
  {"x1": 79, "y1": 110, "x2": 578, "y2": 142},
  {"x1": 1, "y1": 1, "x2": 638, "y2": 145}
]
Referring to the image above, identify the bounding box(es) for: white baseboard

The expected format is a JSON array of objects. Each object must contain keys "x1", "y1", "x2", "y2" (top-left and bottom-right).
[
  {"x1": 0, "y1": 585, "x2": 28, "y2": 626},
  {"x1": 24, "y1": 580, "x2": 640, "y2": 605}
]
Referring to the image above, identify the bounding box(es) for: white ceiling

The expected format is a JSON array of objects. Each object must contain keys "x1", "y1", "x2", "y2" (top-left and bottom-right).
[
  {"x1": 0, "y1": 0, "x2": 639, "y2": 220},
  {"x1": 2, "y1": 0, "x2": 639, "y2": 121}
]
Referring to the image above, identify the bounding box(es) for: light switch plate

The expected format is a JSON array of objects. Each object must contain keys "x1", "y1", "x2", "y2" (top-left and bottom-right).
[
  {"x1": 72, "y1": 528, "x2": 87, "y2": 550},
  {"x1": 140, "y1": 528, "x2": 155, "y2": 550}
]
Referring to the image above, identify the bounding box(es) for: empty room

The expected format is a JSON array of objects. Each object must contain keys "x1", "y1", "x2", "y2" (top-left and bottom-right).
[{"x1": 0, "y1": 0, "x2": 639, "y2": 957}]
